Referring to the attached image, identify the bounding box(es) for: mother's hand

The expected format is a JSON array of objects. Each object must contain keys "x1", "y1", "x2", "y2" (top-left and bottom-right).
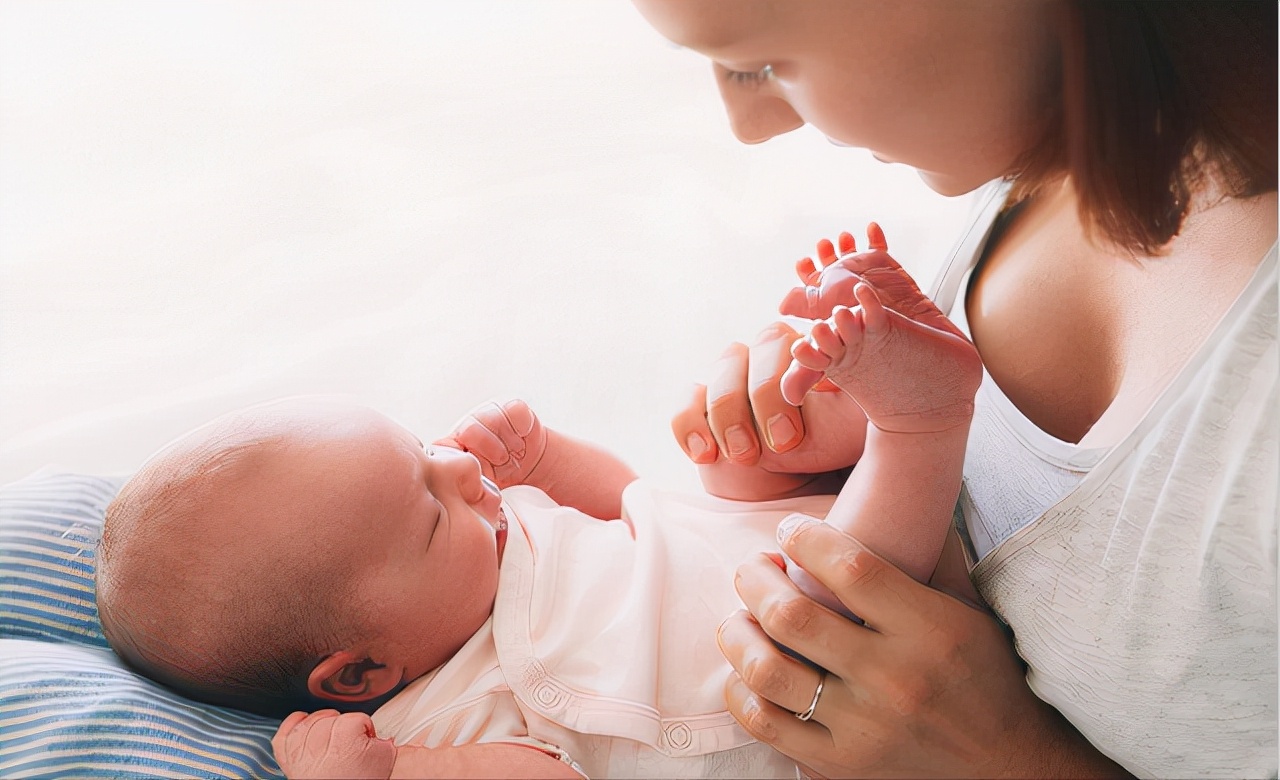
[
  {"x1": 718, "y1": 516, "x2": 1129, "y2": 779},
  {"x1": 670, "y1": 225, "x2": 937, "y2": 476},
  {"x1": 671, "y1": 321, "x2": 868, "y2": 476}
]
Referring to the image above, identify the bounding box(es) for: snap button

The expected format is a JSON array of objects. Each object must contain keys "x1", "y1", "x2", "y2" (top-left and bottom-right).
[
  {"x1": 533, "y1": 682, "x2": 564, "y2": 708},
  {"x1": 664, "y1": 721, "x2": 692, "y2": 750}
]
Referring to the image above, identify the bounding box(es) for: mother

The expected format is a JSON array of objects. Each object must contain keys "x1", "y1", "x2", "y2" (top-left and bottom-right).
[{"x1": 636, "y1": 1, "x2": 1277, "y2": 777}]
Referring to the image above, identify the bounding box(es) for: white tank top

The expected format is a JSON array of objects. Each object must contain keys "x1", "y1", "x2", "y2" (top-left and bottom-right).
[
  {"x1": 929, "y1": 182, "x2": 1278, "y2": 777},
  {"x1": 929, "y1": 183, "x2": 1107, "y2": 561},
  {"x1": 948, "y1": 268, "x2": 1108, "y2": 560}
]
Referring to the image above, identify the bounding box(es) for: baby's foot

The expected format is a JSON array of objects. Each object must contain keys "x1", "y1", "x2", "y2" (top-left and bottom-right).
[
  {"x1": 782, "y1": 224, "x2": 964, "y2": 340},
  {"x1": 781, "y1": 282, "x2": 982, "y2": 434}
]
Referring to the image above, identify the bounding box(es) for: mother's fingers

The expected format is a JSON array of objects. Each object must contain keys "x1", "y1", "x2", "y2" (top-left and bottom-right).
[
  {"x1": 717, "y1": 609, "x2": 861, "y2": 720},
  {"x1": 722, "y1": 671, "x2": 839, "y2": 765},
  {"x1": 718, "y1": 609, "x2": 819, "y2": 715},
  {"x1": 732, "y1": 552, "x2": 878, "y2": 678},
  {"x1": 777, "y1": 516, "x2": 950, "y2": 636},
  {"x1": 706, "y1": 342, "x2": 761, "y2": 464},
  {"x1": 671, "y1": 383, "x2": 719, "y2": 464},
  {"x1": 747, "y1": 322, "x2": 806, "y2": 453}
]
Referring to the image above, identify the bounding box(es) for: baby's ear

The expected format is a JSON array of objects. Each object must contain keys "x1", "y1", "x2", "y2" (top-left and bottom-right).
[{"x1": 306, "y1": 651, "x2": 402, "y2": 704}]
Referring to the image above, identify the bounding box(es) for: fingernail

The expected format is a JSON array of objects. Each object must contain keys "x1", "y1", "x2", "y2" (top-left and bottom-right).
[
  {"x1": 686, "y1": 432, "x2": 709, "y2": 460},
  {"x1": 763, "y1": 552, "x2": 787, "y2": 571},
  {"x1": 765, "y1": 414, "x2": 799, "y2": 451},
  {"x1": 838, "y1": 230, "x2": 857, "y2": 256},
  {"x1": 777, "y1": 513, "x2": 815, "y2": 544},
  {"x1": 724, "y1": 425, "x2": 753, "y2": 459}
]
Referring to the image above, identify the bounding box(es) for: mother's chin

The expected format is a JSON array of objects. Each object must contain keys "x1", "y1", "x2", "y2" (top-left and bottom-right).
[{"x1": 916, "y1": 168, "x2": 996, "y2": 198}]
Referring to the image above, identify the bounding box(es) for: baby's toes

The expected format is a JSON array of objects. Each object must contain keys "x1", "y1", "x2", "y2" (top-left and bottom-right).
[
  {"x1": 866, "y1": 222, "x2": 888, "y2": 251},
  {"x1": 790, "y1": 334, "x2": 835, "y2": 371},
  {"x1": 837, "y1": 231, "x2": 857, "y2": 256},
  {"x1": 829, "y1": 305, "x2": 866, "y2": 346},
  {"x1": 780, "y1": 362, "x2": 826, "y2": 406},
  {"x1": 852, "y1": 283, "x2": 888, "y2": 332},
  {"x1": 809, "y1": 320, "x2": 845, "y2": 359},
  {"x1": 795, "y1": 256, "x2": 819, "y2": 285},
  {"x1": 816, "y1": 237, "x2": 838, "y2": 269}
]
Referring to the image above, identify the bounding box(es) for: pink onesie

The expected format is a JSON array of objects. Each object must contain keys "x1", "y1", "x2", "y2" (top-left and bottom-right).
[{"x1": 371, "y1": 481, "x2": 836, "y2": 779}]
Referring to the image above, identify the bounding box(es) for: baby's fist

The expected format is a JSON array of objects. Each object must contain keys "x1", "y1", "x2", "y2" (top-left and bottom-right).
[
  {"x1": 437, "y1": 399, "x2": 548, "y2": 488},
  {"x1": 272, "y1": 710, "x2": 396, "y2": 780}
]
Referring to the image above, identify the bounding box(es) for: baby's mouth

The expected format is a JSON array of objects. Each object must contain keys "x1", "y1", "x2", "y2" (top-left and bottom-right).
[{"x1": 478, "y1": 475, "x2": 507, "y2": 560}]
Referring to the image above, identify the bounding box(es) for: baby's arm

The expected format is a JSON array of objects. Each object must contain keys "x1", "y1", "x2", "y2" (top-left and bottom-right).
[
  {"x1": 440, "y1": 399, "x2": 636, "y2": 521},
  {"x1": 531, "y1": 427, "x2": 637, "y2": 520},
  {"x1": 272, "y1": 710, "x2": 580, "y2": 780},
  {"x1": 391, "y1": 743, "x2": 582, "y2": 780}
]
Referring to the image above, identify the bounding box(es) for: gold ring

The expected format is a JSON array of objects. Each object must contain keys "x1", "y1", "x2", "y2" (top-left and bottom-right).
[{"x1": 794, "y1": 672, "x2": 825, "y2": 722}]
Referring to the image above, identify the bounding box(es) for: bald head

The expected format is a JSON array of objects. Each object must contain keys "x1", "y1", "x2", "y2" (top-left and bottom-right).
[{"x1": 96, "y1": 398, "x2": 391, "y2": 715}]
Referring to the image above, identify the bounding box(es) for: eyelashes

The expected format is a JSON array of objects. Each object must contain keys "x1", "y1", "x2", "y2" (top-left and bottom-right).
[
  {"x1": 425, "y1": 496, "x2": 444, "y2": 550},
  {"x1": 722, "y1": 64, "x2": 774, "y2": 87}
]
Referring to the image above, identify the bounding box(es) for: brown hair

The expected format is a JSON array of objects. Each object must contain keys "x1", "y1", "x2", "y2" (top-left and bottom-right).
[{"x1": 1011, "y1": 1, "x2": 1277, "y2": 254}]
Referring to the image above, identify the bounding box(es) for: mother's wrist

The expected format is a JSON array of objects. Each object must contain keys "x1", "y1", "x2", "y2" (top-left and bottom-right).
[{"x1": 1000, "y1": 700, "x2": 1133, "y2": 779}]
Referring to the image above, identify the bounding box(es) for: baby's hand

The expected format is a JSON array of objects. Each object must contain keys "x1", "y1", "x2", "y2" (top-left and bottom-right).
[
  {"x1": 437, "y1": 399, "x2": 548, "y2": 489},
  {"x1": 272, "y1": 710, "x2": 396, "y2": 780}
]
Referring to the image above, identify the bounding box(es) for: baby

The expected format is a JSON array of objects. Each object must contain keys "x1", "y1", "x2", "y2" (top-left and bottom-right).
[{"x1": 96, "y1": 230, "x2": 982, "y2": 779}]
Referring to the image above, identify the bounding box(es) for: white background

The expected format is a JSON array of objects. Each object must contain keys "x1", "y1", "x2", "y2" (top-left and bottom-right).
[{"x1": 0, "y1": 1, "x2": 975, "y2": 490}]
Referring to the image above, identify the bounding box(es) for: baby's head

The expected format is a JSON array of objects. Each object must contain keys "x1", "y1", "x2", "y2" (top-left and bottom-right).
[{"x1": 96, "y1": 397, "x2": 505, "y2": 717}]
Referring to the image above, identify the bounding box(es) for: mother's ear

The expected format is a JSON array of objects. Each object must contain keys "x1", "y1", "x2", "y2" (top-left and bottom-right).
[{"x1": 306, "y1": 650, "x2": 403, "y2": 704}]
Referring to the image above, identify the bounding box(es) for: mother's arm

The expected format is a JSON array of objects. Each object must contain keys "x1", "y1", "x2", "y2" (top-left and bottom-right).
[
  {"x1": 677, "y1": 227, "x2": 1132, "y2": 776},
  {"x1": 719, "y1": 517, "x2": 1133, "y2": 779}
]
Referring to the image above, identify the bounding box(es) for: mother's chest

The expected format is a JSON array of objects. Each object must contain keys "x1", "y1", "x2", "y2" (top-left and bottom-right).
[{"x1": 965, "y1": 222, "x2": 1123, "y2": 444}]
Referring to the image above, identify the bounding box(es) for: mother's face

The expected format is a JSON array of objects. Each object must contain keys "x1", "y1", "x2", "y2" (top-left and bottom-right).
[{"x1": 634, "y1": 0, "x2": 1060, "y2": 196}]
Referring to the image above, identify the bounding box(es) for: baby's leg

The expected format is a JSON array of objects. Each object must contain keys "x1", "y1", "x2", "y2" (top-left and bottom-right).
[{"x1": 783, "y1": 279, "x2": 982, "y2": 618}]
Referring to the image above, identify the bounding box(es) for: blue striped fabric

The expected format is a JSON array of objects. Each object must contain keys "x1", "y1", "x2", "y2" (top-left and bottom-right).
[
  {"x1": 0, "y1": 470, "x2": 282, "y2": 779},
  {"x1": 0, "y1": 471, "x2": 118, "y2": 647},
  {"x1": 0, "y1": 640, "x2": 282, "y2": 779}
]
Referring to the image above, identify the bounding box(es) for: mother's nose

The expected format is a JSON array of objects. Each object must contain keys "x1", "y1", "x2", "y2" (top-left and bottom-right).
[{"x1": 717, "y1": 86, "x2": 804, "y2": 144}]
